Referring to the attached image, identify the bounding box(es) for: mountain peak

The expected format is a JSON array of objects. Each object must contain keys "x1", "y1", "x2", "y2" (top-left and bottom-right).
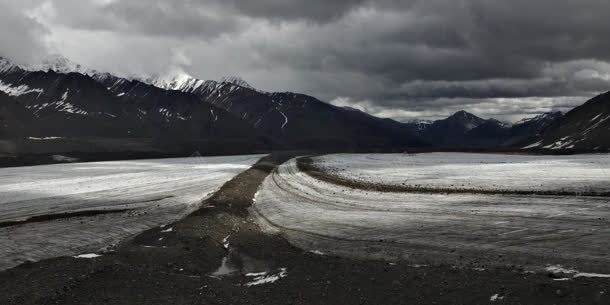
[
  {"x1": 446, "y1": 110, "x2": 485, "y2": 122},
  {"x1": 450, "y1": 110, "x2": 478, "y2": 118},
  {"x1": 219, "y1": 76, "x2": 254, "y2": 90},
  {"x1": 440, "y1": 110, "x2": 486, "y2": 130},
  {"x1": 148, "y1": 72, "x2": 199, "y2": 91},
  {"x1": 33, "y1": 54, "x2": 95, "y2": 75},
  {"x1": 0, "y1": 57, "x2": 19, "y2": 74}
]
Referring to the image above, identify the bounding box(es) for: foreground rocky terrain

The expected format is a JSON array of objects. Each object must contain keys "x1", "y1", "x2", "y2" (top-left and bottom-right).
[{"x1": 0, "y1": 154, "x2": 608, "y2": 305}]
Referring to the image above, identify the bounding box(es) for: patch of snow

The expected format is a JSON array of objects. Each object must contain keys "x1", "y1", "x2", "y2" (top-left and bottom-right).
[
  {"x1": 523, "y1": 140, "x2": 543, "y2": 149},
  {"x1": 409, "y1": 264, "x2": 429, "y2": 268},
  {"x1": 222, "y1": 235, "x2": 230, "y2": 249},
  {"x1": 73, "y1": 253, "x2": 101, "y2": 259},
  {"x1": 490, "y1": 294, "x2": 504, "y2": 301},
  {"x1": 574, "y1": 272, "x2": 610, "y2": 278},
  {"x1": 309, "y1": 250, "x2": 325, "y2": 255},
  {"x1": 245, "y1": 268, "x2": 288, "y2": 286},
  {"x1": 160, "y1": 227, "x2": 173, "y2": 233},
  {"x1": 546, "y1": 265, "x2": 610, "y2": 278},
  {"x1": 278, "y1": 109, "x2": 288, "y2": 131},
  {"x1": 27, "y1": 137, "x2": 63, "y2": 140},
  {"x1": 546, "y1": 265, "x2": 578, "y2": 274},
  {"x1": 0, "y1": 80, "x2": 44, "y2": 97}
]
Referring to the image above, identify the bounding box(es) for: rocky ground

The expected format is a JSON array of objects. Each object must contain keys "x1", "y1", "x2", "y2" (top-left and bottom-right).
[{"x1": 0, "y1": 154, "x2": 608, "y2": 305}]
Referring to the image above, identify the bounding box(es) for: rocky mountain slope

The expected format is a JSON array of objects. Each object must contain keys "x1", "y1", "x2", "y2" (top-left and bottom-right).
[
  {"x1": 524, "y1": 92, "x2": 610, "y2": 150},
  {"x1": 5, "y1": 55, "x2": 608, "y2": 154},
  {"x1": 0, "y1": 57, "x2": 271, "y2": 155},
  {"x1": 0, "y1": 56, "x2": 428, "y2": 155},
  {"x1": 147, "y1": 73, "x2": 428, "y2": 149}
]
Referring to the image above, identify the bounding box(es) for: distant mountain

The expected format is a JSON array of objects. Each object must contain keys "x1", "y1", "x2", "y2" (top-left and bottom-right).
[
  {"x1": 7, "y1": 55, "x2": 601, "y2": 155},
  {"x1": 144, "y1": 72, "x2": 428, "y2": 150},
  {"x1": 403, "y1": 119, "x2": 433, "y2": 133},
  {"x1": 415, "y1": 110, "x2": 562, "y2": 148},
  {"x1": 419, "y1": 110, "x2": 488, "y2": 147},
  {"x1": 0, "y1": 57, "x2": 426, "y2": 155},
  {"x1": 523, "y1": 92, "x2": 610, "y2": 150}
]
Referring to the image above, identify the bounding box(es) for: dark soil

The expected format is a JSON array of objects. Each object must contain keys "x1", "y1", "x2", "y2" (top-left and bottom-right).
[{"x1": 0, "y1": 153, "x2": 607, "y2": 305}]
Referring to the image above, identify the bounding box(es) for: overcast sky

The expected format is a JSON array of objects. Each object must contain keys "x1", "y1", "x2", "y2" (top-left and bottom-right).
[{"x1": 1, "y1": 0, "x2": 610, "y2": 122}]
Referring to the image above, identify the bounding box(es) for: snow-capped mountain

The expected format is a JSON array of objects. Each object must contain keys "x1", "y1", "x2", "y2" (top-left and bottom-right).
[
  {"x1": 0, "y1": 57, "x2": 271, "y2": 155},
  {"x1": 219, "y1": 76, "x2": 255, "y2": 90},
  {"x1": 0, "y1": 58, "x2": 21, "y2": 74},
  {"x1": 32, "y1": 54, "x2": 96, "y2": 75},
  {"x1": 0, "y1": 56, "x2": 428, "y2": 154},
  {"x1": 3, "y1": 54, "x2": 603, "y2": 154},
  {"x1": 138, "y1": 70, "x2": 428, "y2": 149}
]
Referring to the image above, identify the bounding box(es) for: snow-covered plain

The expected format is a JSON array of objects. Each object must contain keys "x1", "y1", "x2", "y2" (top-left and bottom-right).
[
  {"x1": 0, "y1": 155, "x2": 264, "y2": 270},
  {"x1": 312, "y1": 153, "x2": 610, "y2": 194},
  {"x1": 253, "y1": 155, "x2": 610, "y2": 272}
]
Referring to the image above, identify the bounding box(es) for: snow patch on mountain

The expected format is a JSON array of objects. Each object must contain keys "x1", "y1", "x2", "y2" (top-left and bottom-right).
[
  {"x1": 0, "y1": 57, "x2": 21, "y2": 74},
  {"x1": 0, "y1": 80, "x2": 43, "y2": 97},
  {"x1": 27, "y1": 54, "x2": 98, "y2": 76},
  {"x1": 54, "y1": 89, "x2": 88, "y2": 115},
  {"x1": 220, "y1": 76, "x2": 254, "y2": 90},
  {"x1": 515, "y1": 112, "x2": 563, "y2": 125}
]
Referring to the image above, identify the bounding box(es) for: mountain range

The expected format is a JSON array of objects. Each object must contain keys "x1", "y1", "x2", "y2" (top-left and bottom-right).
[{"x1": 1, "y1": 55, "x2": 608, "y2": 157}]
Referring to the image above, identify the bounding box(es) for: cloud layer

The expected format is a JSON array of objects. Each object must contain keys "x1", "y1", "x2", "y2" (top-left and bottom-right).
[{"x1": 2, "y1": 0, "x2": 610, "y2": 121}]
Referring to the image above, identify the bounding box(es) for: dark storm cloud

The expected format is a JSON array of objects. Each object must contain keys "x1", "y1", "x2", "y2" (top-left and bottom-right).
[
  {"x1": 32, "y1": 0, "x2": 244, "y2": 39},
  {"x1": 219, "y1": 0, "x2": 368, "y2": 22},
  {"x1": 1, "y1": 0, "x2": 610, "y2": 121},
  {"x1": 0, "y1": 1, "x2": 49, "y2": 64}
]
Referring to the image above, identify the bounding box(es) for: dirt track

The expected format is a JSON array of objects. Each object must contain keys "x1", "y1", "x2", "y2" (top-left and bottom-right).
[{"x1": 0, "y1": 154, "x2": 608, "y2": 305}]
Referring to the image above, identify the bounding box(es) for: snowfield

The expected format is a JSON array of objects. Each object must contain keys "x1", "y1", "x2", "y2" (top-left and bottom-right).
[
  {"x1": 253, "y1": 155, "x2": 610, "y2": 272},
  {"x1": 0, "y1": 155, "x2": 264, "y2": 270},
  {"x1": 311, "y1": 153, "x2": 610, "y2": 194}
]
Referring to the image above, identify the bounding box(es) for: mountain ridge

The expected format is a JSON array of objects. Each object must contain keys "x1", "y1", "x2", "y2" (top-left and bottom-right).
[{"x1": 3, "y1": 55, "x2": 606, "y2": 154}]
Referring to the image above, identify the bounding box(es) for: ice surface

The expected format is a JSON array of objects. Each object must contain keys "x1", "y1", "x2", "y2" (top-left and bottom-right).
[
  {"x1": 0, "y1": 155, "x2": 264, "y2": 270},
  {"x1": 312, "y1": 153, "x2": 610, "y2": 194},
  {"x1": 253, "y1": 156, "x2": 610, "y2": 271}
]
